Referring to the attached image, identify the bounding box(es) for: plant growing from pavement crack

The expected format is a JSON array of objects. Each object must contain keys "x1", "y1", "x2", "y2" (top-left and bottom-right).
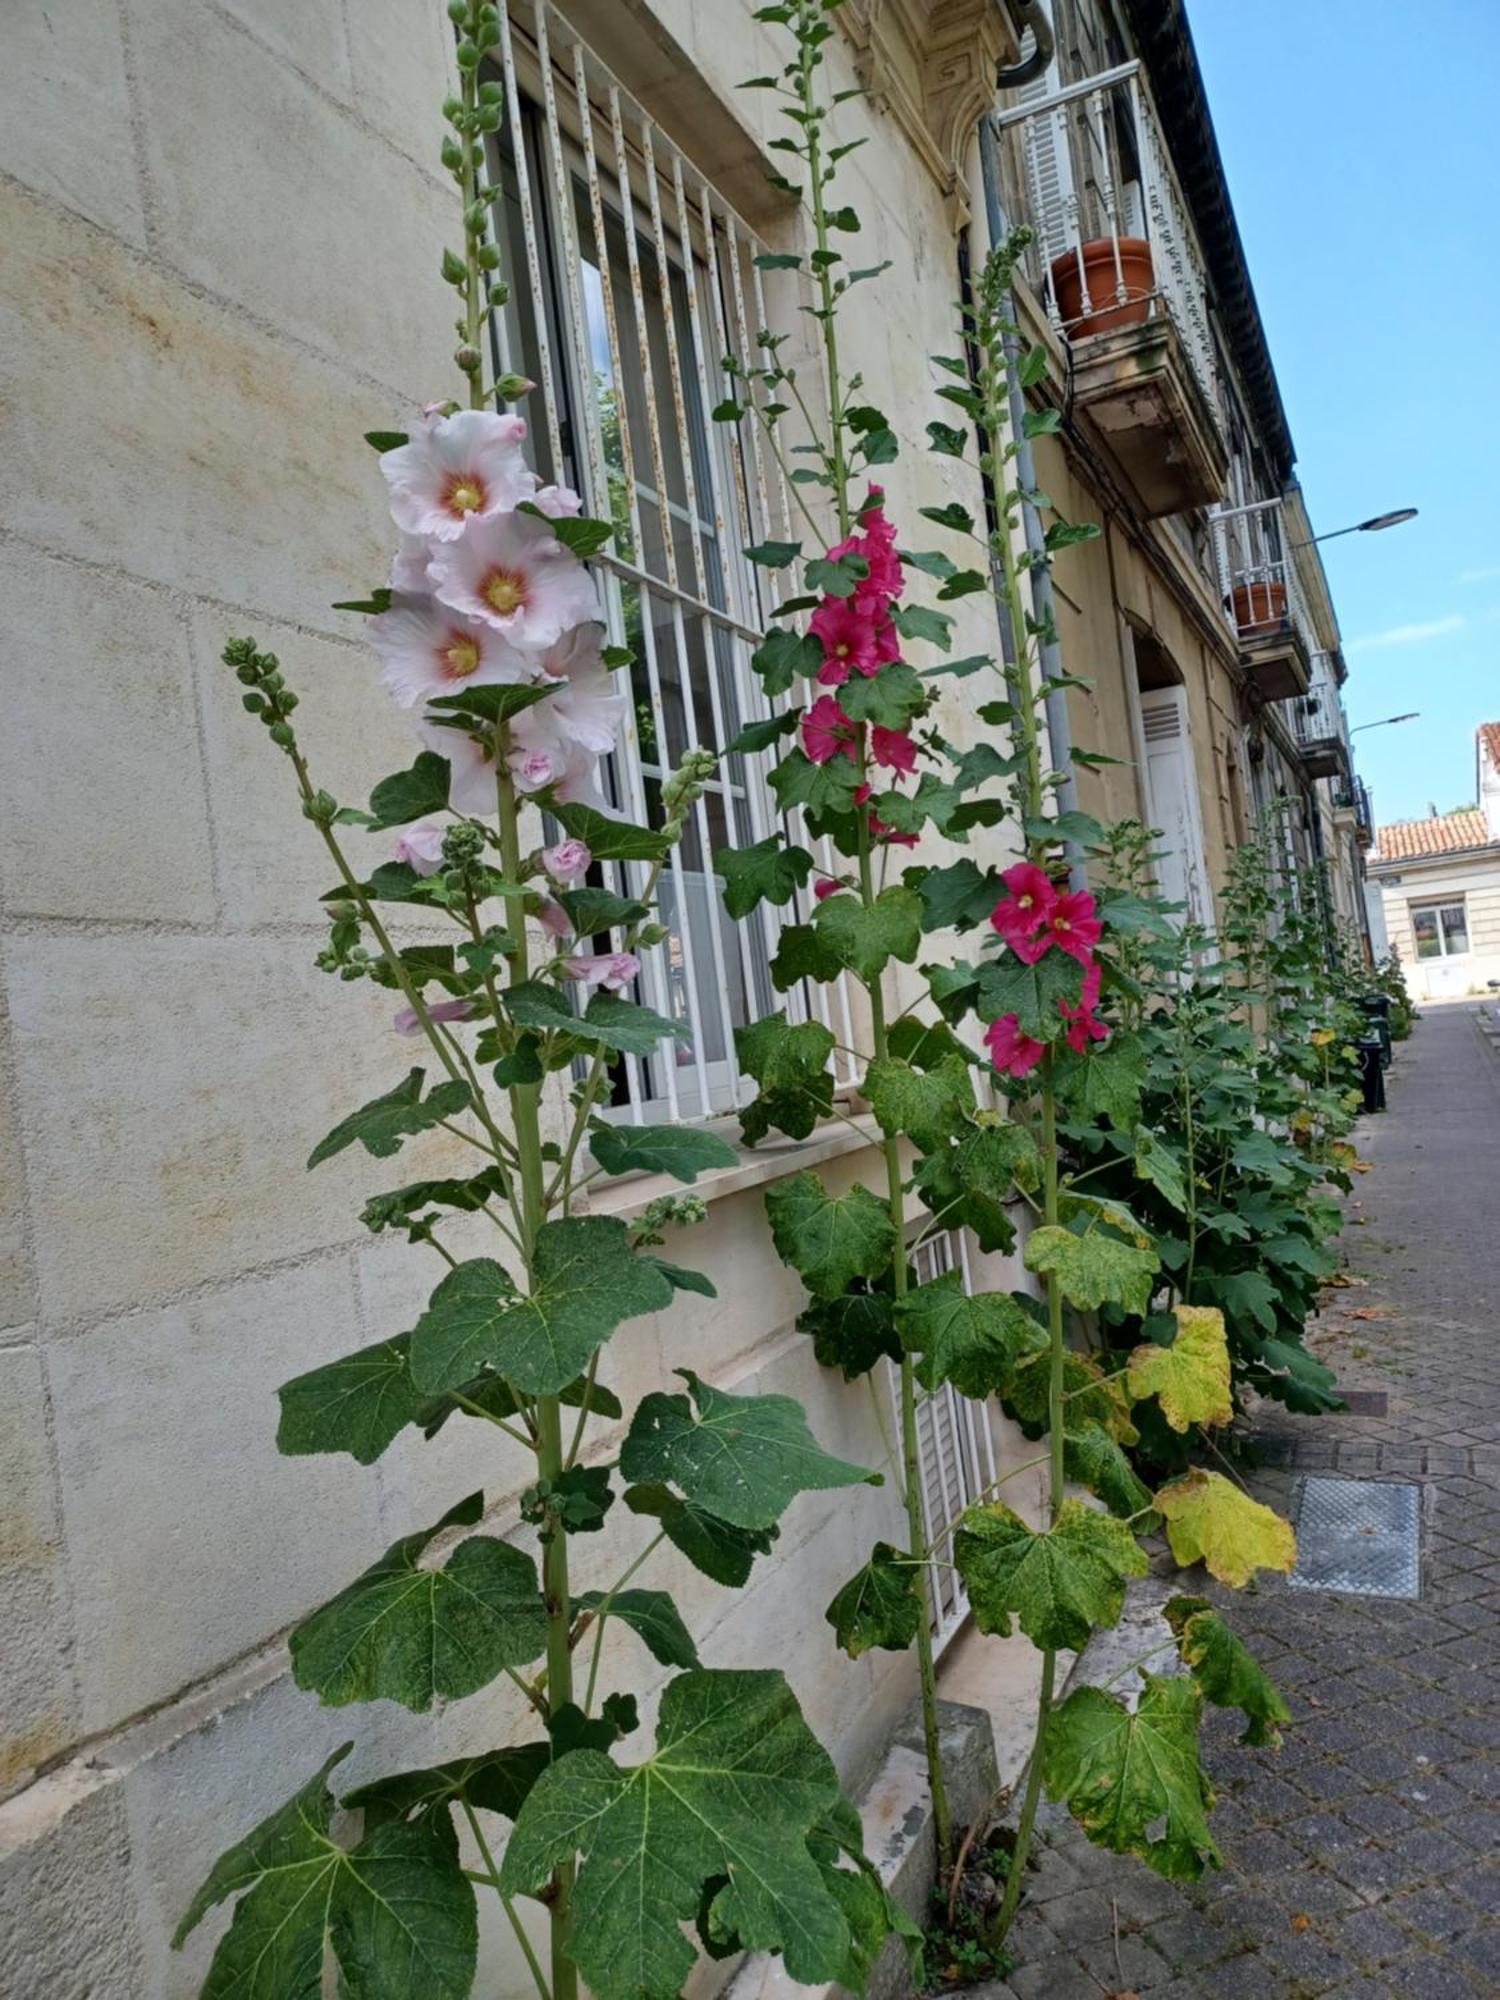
[
  {"x1": 174, "y1": 8, "x2": 905, "y2": 1998},
  {"x1": 718, "y1": 9, "x2": 1300, "y2": 1945}
]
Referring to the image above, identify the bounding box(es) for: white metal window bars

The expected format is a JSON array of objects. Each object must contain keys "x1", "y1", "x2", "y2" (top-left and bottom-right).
[
  {"x1": 1209, "y1": 494, "x2": 1318, "y2": 661},
  {"x1": 992, "y1": 60, "x2": 1219, "y2": 426},
  {"x1": 893, "y1": 1230, "x2": 999, "y2": 1653},
  {"x1": 485, "y1": 0, "x2": 858, "y2": 1122}
]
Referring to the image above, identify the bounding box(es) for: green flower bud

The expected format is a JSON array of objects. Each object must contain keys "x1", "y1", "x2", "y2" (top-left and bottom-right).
[
  {"x1": 234, "y1": 661, "x2": 260, "y2": 685},
  {"x1": 442, "y1": 95, "x2": 463, "y2": 122},
  {"x1": 440, "y1": 136, "x2": 462, "y2": 172},
  {"x1": 455, "y1": 40, "x2": 480, "y2": 68},
  {"x1": 241, "y1": 690, "x2": 265, "y2": 713},
  {"x1": 477, "y1": 241, "x2": 500, "y2": 270},
  {"x1": 441, "y1": 246, "x2": 467, "y2": 286},
  {"x1": 478, "y1": 79, "x2": 504, "y2": 105},
  {"x1": 477, "y1": 102, "x2": 502, "y2": 131},
  {"x1": 455, "y1": 344, "x2": 482, "y2": 374},
  {"x1": 446, "y1": 0, "x2": 466, "y2": 20},
  {"x1": 280, "y1": 689, "x2": 299, "y2": 711},
  {"x1": 268, "y1": 722, "x2": 295, "y2": 748},
  {"x1": 496, "y1": 371, "x2": 532, "y2": 400}
]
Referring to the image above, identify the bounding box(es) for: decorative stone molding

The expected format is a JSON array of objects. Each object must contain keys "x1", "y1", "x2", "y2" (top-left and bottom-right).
[{"x1": 838, "y1": 0, "x2": 1020, "y2": 226}]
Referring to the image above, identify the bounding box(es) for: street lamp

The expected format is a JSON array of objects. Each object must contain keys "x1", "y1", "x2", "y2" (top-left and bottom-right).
[
  {"x1": 1350, "y1": 712, "x2": 1420, "y2": 734},
  {"x1": 1293, "y1": 508, "x2": 1419, "y2": 549}
]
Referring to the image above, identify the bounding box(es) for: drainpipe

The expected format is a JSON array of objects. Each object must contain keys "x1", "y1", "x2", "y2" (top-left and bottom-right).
[
  {"x1": 977, "y1": 108, "x2": 1086, "y2": 891},
  {"x1": 996, "y1": 0, "x2": 1055, "y2": 90}
]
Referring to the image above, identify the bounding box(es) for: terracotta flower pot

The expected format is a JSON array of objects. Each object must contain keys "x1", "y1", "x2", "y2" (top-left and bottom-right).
[
  {"x1": 1228, "y1": 581, "x2": 1288, "y2": 636},
  {"x1": 1049, "y1": 237, "x2": 1154, "y2": 336}
]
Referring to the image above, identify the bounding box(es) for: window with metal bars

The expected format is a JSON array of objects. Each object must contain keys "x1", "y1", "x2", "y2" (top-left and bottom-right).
[
  {"x1": 894, "y1": 1231, "x2": 999, "y2": 1653},
  {"x1": 480, "y1": 3, "x2": 858, "y2": 1122}
]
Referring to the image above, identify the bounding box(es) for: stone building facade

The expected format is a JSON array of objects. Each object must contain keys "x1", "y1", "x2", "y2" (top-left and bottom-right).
[{"x1": 0, "y1": 1, "x2": 1368, "y2": 1993}]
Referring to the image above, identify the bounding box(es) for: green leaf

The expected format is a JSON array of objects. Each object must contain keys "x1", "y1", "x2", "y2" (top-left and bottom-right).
[
  {"x1": 1165, "y1": 1597, "x2": 1292, "y2": 1747},
  {"x1": 418, "y1": 1370, "x2": 621, "y2": 1440},
  {"x1": 1022, "y1": 406, "x2": 1063, "y2": 439},
  {"x1": 806, "y1": 551, "x2": 869, "y2": 599},
  {"x1": 577, "y1": 1589, "x2": 700, "y2": 1669},
  {"x1": 736, "y1": 1013, "x2": 835, "y2": 1145},
  {"x1": 622, "y1": 1369, "x2": 878, "y2": 1529},
  {"x1": 826, "y1": 1544, "x2": 924, "y2": 1658},
  {"x1": 797, "y1": 1290, "x2": 900, "y2": 1380},
  {"x1": 359, "y1": 1166, "x2": 508, "y2": 1238},
  {"x1": 926, "y1": 420, "x2": 968, "y2": 458},
  {"x1": 726, "y1": 710, "x2": 800, "y2": 756},
  {"x1": 557, "y1": 886, "x2": 650, "y2": 934},
  {"x1": 765, "y1": 1171, "x2": 897, "y2": 1300},
  {"x1": 812, "y1": 887, "x2": 922, "y2": 982},
  {"x1": 624, "y1": 1482, "x2": 778, "y2": 1588},
  {"x1": 501, "y1": 980, "x2": 690, "y2": 1058},
  {"x1": 918, "y1": 501, "x2": 974, "y2": 534},
  {"x1": 1044, "y1": 519, "x2": 1102, "y2": 551},
  {"x1": 1005, "y1": 1336, "x2": 1138, "y2": 1446},
  {"x1": 772, "y1": 922, "x2": 844, "y2": 989},
  {"x1": 1203, "y1": 1268, "x2": 1279, "y2": 1333},
  {"x1": 891, "y1": 602, "x2": 954, "y2": 653},
  {"x1": 751, "y1": 627, "x2": 823, "y2": 695},
  {"x1": 368, "y1": 752, "x2": 451, "y2": 828},
  {"x1": 345, "y1": 1745, "x2": 550, "y2": 1829},
  {"x1": 1153, "y1": 1469, "x2": 1297, "y2": 1588},
  {"x1": 500, "y1": 1670, "x2": 855, "y2": 2000},
  {"x1": 1131, "y1": 1128, "x2": 1188, "y2": 1212},
  {"x1": 915, "y1": 859, "x2": 995, "y2": 933},
  {"x1": 975, "y1": 952, "x2": 1084, "y2": 1039},
  {"x1": 551, "y1": 801, "x2": 671, "y2": 863},
  {"x1": 1056, "y1": 1032, "x2": 1145, "y2": 1129},
  {"x1": 1025, "y1": 1222, "x2": 1159, "y2": 1316},
  {"x1": 364, "y1": 429, "x2": 410, "y2": 452},
  {"x1": 1126, "y1": 1305, "x2": 1233, "y2": 1433},
  {"x1": 277, "y1": 1336, "x2": 423, "y2": 1466},
  {"x1": 308, "y1": 1069, "x2": 472, "y2": 1169},
  {"x1": 769, "y1": 747, "x2": 861, "y2": 817},
  {"x1": 588, "y1": 1122, "x2": 737, "y2": 1183},
  {"x1": 641, "y1": 1256, "x2": 717, "y2": 1300},
  {"x1": 835, "y1": 661, "x2": 925, "y2": 728},
  {"x1": 863, "y1": 1054, "x2": 973, "y2": 1150},
  {"x1": 1063, "y1": 1424, "x2": 1155, "y2": 1522},
  {"x1": 896, "y1": 1275, "x2": 1033, "y2": 1398},
  {"x1": 954, "y1": 1496, "x2": 1147, "y2": 1651},
  {"x1": 524, "y1": 1464, "x2": 613, "y2": 1536},
  {"x1": 716, "y1": 838, "x2": 814, "y2": 919},
  {"x1": 289, "y1": 1494, "x2": 547, "y2": 1712},
  {"x1": 745, "y1": 539, "x2": 802, "y2": 569},
  {"x1": 426, "y1": 680, "x2": 556, "y2": 725},
  {"x1": 409, "y1": 1222, "x2": 675, "y2": 1397},
  {"x1": 1043, "y1": 1676, "x2": 1220, "y2": 1880},
  {"x1": 333, "y1": 588, "x2": 394, "y2": 615},
  {"x1": 173, "y1": 1747, "x2": 476, "y2": 1998},
  {"x1": 911, "y1": 1116, "x2": 1043, "y2": 1245}
]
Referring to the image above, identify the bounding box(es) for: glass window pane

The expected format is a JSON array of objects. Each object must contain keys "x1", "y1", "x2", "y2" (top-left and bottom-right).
[
  {"x1": 1411, "y1": 908, "x2": 1441, "y2": 959},
  {"x1": 1441, "y1": 904, "x2": 1469, "y2": 954}
]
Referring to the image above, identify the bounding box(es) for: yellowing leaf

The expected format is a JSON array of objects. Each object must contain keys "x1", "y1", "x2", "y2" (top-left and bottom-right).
[
  {"x1": 1153, "y1": 1469, "x2": 1296, "y2": 1588},
  {"x1": 953, "y1": 1497, "x2": 1147, "y2": 1652},
  {"x1": 1025, "y1": 1222, "x2": 1158, "y2": 1316},
  {"x1": 1125, "y1": 1306, "x2": 1233, "y2": 1434},
  {"x1": 1042, "y1": 1675, "x2": 1219, "y2": 1880},
  {"x1": 1165, "y1": 1596, "x2": 1292, "y2": 1748}
]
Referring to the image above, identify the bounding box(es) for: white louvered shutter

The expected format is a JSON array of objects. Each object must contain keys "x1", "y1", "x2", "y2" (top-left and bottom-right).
[{"x1": 1140, "y1": 687, "x2": 1212, "y2": 927}]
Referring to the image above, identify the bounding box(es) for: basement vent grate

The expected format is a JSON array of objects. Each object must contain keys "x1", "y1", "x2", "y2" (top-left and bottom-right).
[{"x1": 1287, "y1": 1476, "x2": 1420, "y2": 1600}]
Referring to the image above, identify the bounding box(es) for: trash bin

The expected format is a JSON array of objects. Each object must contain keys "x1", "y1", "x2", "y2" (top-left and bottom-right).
[
  {"x1": 1357, "y1": 994, "x2": 1393, "y2": 1068},
  {"x1": 1357, "y1": 1033, "x2": 1386, "y2": 1112}
]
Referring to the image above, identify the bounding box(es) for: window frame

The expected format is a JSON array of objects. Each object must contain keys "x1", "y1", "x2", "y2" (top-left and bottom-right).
[{"x1": 1410, "y1": 899, "x2": 1469, "y2": 961}]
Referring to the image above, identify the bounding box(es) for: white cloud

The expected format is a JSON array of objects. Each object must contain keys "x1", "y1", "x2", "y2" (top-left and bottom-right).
[
  {"x1": 1347, "y1": 613, "x2": 1464, "y2": 653},
  {"x1": 1459, "y1": 564, "x2": 1500, "y2": 584}
]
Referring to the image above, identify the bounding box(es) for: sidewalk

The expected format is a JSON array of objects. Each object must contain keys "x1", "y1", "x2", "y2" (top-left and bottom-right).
[{"x1": 980, "y1": 1000, "x2": 1500, "y2": 1999}]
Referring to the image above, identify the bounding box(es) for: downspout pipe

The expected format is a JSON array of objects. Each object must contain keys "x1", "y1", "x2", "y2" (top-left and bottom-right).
[
  {"x1": 996, "y1": 0, "x2": 1055, "y2": 91},
  {"x1": 977, "y1": 109, "x2": 1087, "y2": 891}
]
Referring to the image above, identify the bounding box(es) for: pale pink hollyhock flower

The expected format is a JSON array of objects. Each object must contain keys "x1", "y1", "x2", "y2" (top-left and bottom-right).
[
  {"x1": 564, "y1": 951, "x2": 640, "y2": 992},
  {"x1": 394, "y1": 823, "x2": 446, "y2": 876},
  {"x1": 538, "y1": 899, "x2": 575, "y2": 938},
  {"x1": 370, "y1": 597, "x2": 530, "y2": 708},
  {"x1": 511, "y1": 747, "x2": 562, "y2": 794},
  {"x1": 394, "y1": 997, "x2": 479, "y2": 1036},
  {"x1": 542, "y1": 838, "x2": 592, "y2": 883},
  {"x1": 381, "y1": 409, "x2": 534, "y2": 541},
  {"x1": 415, "y1": 716, "x2": 502, "y2": 816},
  {"x1": 532, "y1": 483, "x2": 584, "y2": 519},
  {"x1": 390, "y1": 530, "x2": 434, "y2": 594},
  {"x1": 519, "y1": 626, "x2": 627, "y2": 758},
  {"x1": 428, "y1": 510, "x2": 599, "y2": 649}
]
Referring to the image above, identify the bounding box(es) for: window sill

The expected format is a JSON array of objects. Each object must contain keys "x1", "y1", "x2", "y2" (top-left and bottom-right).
[{"x1": 586, "y1": 1109, "x2": 884, "y2": 1224}]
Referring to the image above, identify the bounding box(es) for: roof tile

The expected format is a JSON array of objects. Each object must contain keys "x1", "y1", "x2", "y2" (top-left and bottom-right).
[{"x1": 1374, "y1": 809, "x2": 1491, "y2": 862}]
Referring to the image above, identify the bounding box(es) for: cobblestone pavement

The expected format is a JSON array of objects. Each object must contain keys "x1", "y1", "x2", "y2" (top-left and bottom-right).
[{"x1": 981, "y1": 1001, "x2": 1500, "y2": 1999}]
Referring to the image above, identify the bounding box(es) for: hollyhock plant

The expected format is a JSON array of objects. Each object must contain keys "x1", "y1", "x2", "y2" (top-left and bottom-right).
[
  {"x1": 1044, "y1": 888, "x2": 1102, "y2": 964},
  {"x1": 394, "y1": 822, "x2": 447, "y2": 875},
  {"x1": 542, "y1": 837, "x2": 592, "y2": 884},
  {"x1": 428, "y1": 507, "x2": 600, "y2": 649},
  {"x1": 811, "y1": 595, "x2": 886, "y2": 681},
  {"x1": 370, "y1": 597, "x2": 528, "y2": 707},
  {"x1": 870, "y1": 724, "x2": 917, "y2": 776},
  {"x1": 985, "y1": 1012, "x2": 1045, "y2": 1078},
  {"x1": 564, "y1": 950, "x2": 640, "y2": 992},
  {"x1": 381, "y1": 408, "x2": 534, "y2": 540},
  {"x1": 802, "y1": 694, "x2": 856, "y2": 764}
]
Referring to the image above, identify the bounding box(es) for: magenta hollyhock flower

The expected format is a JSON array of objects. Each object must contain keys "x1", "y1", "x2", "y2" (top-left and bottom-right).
[
  {"x1": 871, "y1": 724, "x2": 917, "y2": 776},
  {"x1": 985, "y1": 1013, "x2": 1045, "y2": 1077},
  {"x1": 394, "y1": 822, "x2": 446, "y2": 876},
  {"x1": 867, "y1": 807, "x2": 919, "y2": 849},
  {"x1": 854, "y1": 500, "x2": 902, "y2": 602},
  {"x1": 810, "y1": 595, "x2": 882, "y2": 681},
  {"x1": 813, "y1": 875, "x2": 845, "y2": 901},
  {"x1": 1059, "y1": 957, "x2": 1108, "y2": 1052},
  {"x1": 381, "y1": 409, "x2": 534, "y2": 541},
  {"x1": 802, "y1": 694, "x2": 856, "y2": 765},
  {"x1": 427, "y1": 508, "x2": 600, "y2": 649},
  {"x1": 542, "y1": 837, "x2": 592, "y2": 884},
  {"x1": 564, "y1": 951, "x2": 640, "y2": 992},
  {"x1": 1045, "y1": 890, "x2": 1103, "y2": 964},
  {"x1": 394, "y1": 997, "x2": 479, "y2": 1036},
  {"x1": 990, "y1": 861, "x2": 1057, "y2": 951}
]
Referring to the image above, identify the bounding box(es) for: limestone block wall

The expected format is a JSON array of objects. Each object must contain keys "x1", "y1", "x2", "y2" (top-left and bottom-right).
[{"x1": 0, "y1": 2, "x2": 1044, "y2": 1994}]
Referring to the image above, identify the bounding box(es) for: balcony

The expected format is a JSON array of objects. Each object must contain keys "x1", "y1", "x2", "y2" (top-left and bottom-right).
[
  {"x1": 1333, "y1": 777, "x2": 1375, "y2": 848},
  {"x1": 1211, "y1": 497, "x2": 1314, "y2": 702},
  {"x1": 992, "y1": 61, "x2": 1229, "y2": 518},
  {"x1": 1290, "y1": 673, "x2": 1351, "y2": 780}
]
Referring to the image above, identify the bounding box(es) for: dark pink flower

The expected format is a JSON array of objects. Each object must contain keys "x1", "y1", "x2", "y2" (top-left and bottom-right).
[
  {"x1": 802, "y1": 694, "x2": 857, "y2": 765},
  {"x1": 1045, "y1": 890, "x2": 1103, "y2": 964},
  {"x1": 871, "y1": 725, "x2": 917, "y2": 776},
  {"x1": 868, "y1": 808, "x2": 919, "y2": 849},
  {"x1": 990, "y1": 862, "x2": 1058, "y2": 956},
  {"x1": 985, "y1": 1013, "x2": 1045, "y2": 1078},
  {"x1": 1062, "y1": 1006, "x2": 1109, "y2": 1055},
  {"x1": 813, "y1": 875, "x2": 844, "y2": 901},
  {"x1": 811, "y1": 595, "x2": 883, "y2": 681}
]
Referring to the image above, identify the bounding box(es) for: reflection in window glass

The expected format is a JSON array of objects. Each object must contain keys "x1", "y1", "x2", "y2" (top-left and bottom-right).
[{"x1": 1410, "y1": 902, "x2": 1468, "y2": 959}]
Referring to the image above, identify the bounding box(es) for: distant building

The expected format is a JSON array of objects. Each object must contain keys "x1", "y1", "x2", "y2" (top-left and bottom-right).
[{"x1": 1369, "y1": 724, "x2": 1500, "y2": 998}]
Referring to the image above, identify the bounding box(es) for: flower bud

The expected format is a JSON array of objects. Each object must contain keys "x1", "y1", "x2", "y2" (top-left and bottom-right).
[
  {"x1": 446, "y1": 0, "x2": 466, "y2": 21},
  {"x1": 455, "y1": 344, "x2": 482, "y2": 374},
  {"x1": 268, "y1": 722, "x2": 295, "y2": 748},
  {"x1": 442, "y1": 95, "x2": 463, "y2": 122},
  {"x1": 478, "y1": 242, "x2": 500, "y2": 270},
  {"x1": 455, "y1": 39, "x2": 480, "y2": 68},
  {"x1": 440, "y1": 136, "x2": 462, "y2": 172},
  {"x1": 496, "y1": 371, "x2": 532, "y2": 400},
  {"x1": 241, "y1": 690, "x2": 265, "y2": 713},
  {"x1": 441, "y1": 247, "x2": 467, "y2": 286},
  {"x1": 234, "y1": 661, "x2": 260, "y2": 685},
  {"x1": 478, "y1": 80, "x2": 504, "y2": 105}
]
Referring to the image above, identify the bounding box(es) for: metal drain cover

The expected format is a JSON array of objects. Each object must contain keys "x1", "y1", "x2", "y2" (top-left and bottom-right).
[{"x1": 1287, "y1": 1476, "x2": 1420, "y2": 1600}]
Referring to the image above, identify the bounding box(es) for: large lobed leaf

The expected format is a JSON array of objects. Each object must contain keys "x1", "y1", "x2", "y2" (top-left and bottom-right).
[
  {"x1": 811, "y1": 887, "x2": 922, "y2": 982},
  {"x1": 409, "y1": 1220, "x2": 674, "y2": 1397},
  {"x1": 1024, "y1": 1220, "x2": 1158, "y2": 1317},
  {"x1": 622, "y1": 1370, "x2": 877, "y2": 1530},
  {"x1": 862, "y1": 1054, "x2": 973, "y2": 1151},
  {"x1": 1153, "y1": 1468, "x2": 1297, "y2": 1588},
  {"x1": 499, "y1": 1670, "x2": 857, "y2": 2000},
  {"x1": 896, "y1": 1273, "x2": 1033, "y2": 1398},
  {"x1": 1125, "y1": 1305, "x2": 1233, "y2": 1434},
  {"x1": 954, "y1": 1497, "x2": 1148, "y2": 1652},
  {"x1": 797, "y1": 1289, "x2": 901, "y2": 1381},
  {"x1": 1043, "y1": 1675, "x2": 1220, "y2": 1880},
  {"x1": 825, "y1": 1543, "x2": 924, "y2": 1658},
  {"x1": 589, "y1": 1121, "x2": 738, "y2": 1184},
  {"x1": 623, "y1": 1483, "x2": 779, "y2": 1589},
  {"x1": 289, "y1": 1494, "x2": 547, "y2": 1711},
  {"x1": 308, "y1": 1068, "x2": 471, "y2": 1169},
  {"x1": 764, "y1": 1170, "x2": 896, "y2": 1300},
  {"x1": 736, "y1": 1012, "x2": 836, "y2": 1145},
  {"x1": 173, "y1": 1747, "x2": 476, "y2": 1998},
  {"x1": 1165, "y1": 1596, "x2": 1292, "y2": 1747}
]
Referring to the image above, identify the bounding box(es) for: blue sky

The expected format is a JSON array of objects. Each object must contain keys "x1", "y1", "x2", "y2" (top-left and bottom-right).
[{"x1": 1189, "y1": 0, "x2": 1500, "y2": 826}]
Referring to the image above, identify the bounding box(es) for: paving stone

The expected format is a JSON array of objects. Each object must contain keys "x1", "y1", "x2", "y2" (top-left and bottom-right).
[
  {"x1": 1328, "y1": 1905, "x2": 1413, "y2": 1967},
  {"x1": 1451, "y1": 1925, "x2": 1500, "y2": 1980},
  {"x1": 1385, "y1": 1827, "x2": 1473, "y2": 1880},
  {"x1": 1384, "y1": 1886, "x2": 1478, "y2": 1940},
  {"x1": 1452, "y1": 1862, "x2": 1500, "y2": 1916},
  {"x1": 1072, "y1": 1932, "x2": 1174, "y2": 1992},
  {"x1": 1145, "y1": 1912, "x2": 1240, "y2": 1972},
  {"x1": 1261, "y1": 1924, "x2": 1358, "y2": 1988},
  {"x1": 1003, "y1": 1955, "x2": 1106, "y2": 1999},
  {"x1": 1338, "y1": 1793, "x2": 1415, "y2": 1840}
]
